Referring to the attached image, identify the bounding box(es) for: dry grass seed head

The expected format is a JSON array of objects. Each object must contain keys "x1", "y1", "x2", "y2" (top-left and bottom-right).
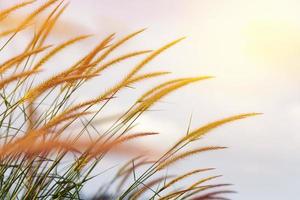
[
  {"x1": 0, "y1": 137, "x2": 80, "y2": 158},
  {"x1": 91, "y1": 50, "x2": 152, "y2": 75},
  {"x1": 61, "y1": 71, "x2": 169, "y2": 118},
  {"x1": 36, "y1": 3, "x2": 68, "y2": 47},
  {"x1": 162, "y1": 168, "x2": 215, "y2": 190},
  {"x1": 159, "y1": 184, "x2": 231, "y2": 200},
  {"x1": 125, "y1": 37, "x2": 185, "y2": 81},
  {"x1": 139, "y1": 76, "x2": 212, "y2": 104},
  {"x1": 32, "y1": 35, "x2": 91, "y2": 70},
  {"x1": 158, "y1": 187, "x2": 207, "y2": 200},
  {"x1": 89, "y1": 132, "x2": 159, "y2": 157},
  {"x1": 81, "y1": 38, "x2": 187, "y2": 110},
  {"x1": 19, "y1": 139, "x2": 79, "y2": 156},
  {"x1": 62, "y1": 33, "x2": 115, "y2": 79},
  {"x1": 0, "y1": 45, "x2": 51, "y2": 74},
  {"x1": 41, "y1": 111, "x2": 94, "y2": 131},
  {"x1": 0, "y1": 69, "x2": 40, "y2": 89},
  {"x1": 126, "y1": 71, "x2": 171, "y2": 86},
  {"x1": 0, "y1": 0, "x2": 37, "y2": 21},
  {"x1": 0, "y1": 2, "x2": 259, "y2": 198},
  {"x1": 131, "y1": 176, "x2": 173, "y2": 200},
  {"x1": 157, "y1": 146, "x2": 226, "y2": 171},
  {"x1": 188, "y1": 175, "x2": 223, "y2": 190},
  {"x1": 137, "y1": 77, "x2": 193, "y2": 102},
  {"x1": 124, "y1": 77, "x2": 212, "y2": 122},
  {"x1": 192, "y1": 190, "x2": 236, "y2": 200},
  {"x1": 0, "y1": 0, "x2": 60, "y2": 37},
  {"x1": 176, "y1": 113, "x2": 262, "y2": 146},
  {"x1": 81, "y1": 33, "x2": 115, "y2": 66},
  {"x1": 24, "y1": 1, "x2": 68, "y2": 52},
  {"x1": 95, "y1": 29, "x2": 146, "y2": 63},
  {"x1": 182, "y1": 184, "x2": 233, "y2": 199},
  {"x1": 22, "y1": 73, "x2": 97, "y2": 102}
]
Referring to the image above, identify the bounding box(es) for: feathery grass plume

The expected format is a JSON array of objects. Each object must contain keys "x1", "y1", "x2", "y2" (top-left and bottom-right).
[
  {"x1": 161, "y1": 168, "x2": 215, "y2": 191},
  {"x1": 2, "y1": 135, "x2": 81, "y2": 159},
  {"x1": 73, "y1": 133, "x2": 158, "y2": 172},
  {"x1": 175, "y1": 113, "x2": 262, "y2": 147},
  {"x1": 24, "y1": 1, "x2": 67, "y2": 52},
  {"x1": 62, "y1": 33, "x2": 115, "y2": 77},
  {"x1": 139, "y1": 76, "x2": 212, "y2": 105},
  {"x1": 188, "y1": 175, "x2": 223, "y2": 190},
  {"x1": 0, "y1": 23, "x2": 32, "y2": 38},
  {"x1": 130, "y1": 176, "x2": 173, "y2": 200},
  {"x1": 75, "y1": 34, "x2": 115, "y2": 72},
  {"x1": 79, "y1": 39, "x2": 188, "y2": 108},
  {"x1": 137, "y1": 77, "x2": 193, "y2": 102},
  {"x1": 0, "y1": 0, "x2": 36, "y2": 22},
  {"x1": 81, "y1": 33, "x2": 115, "y2": 65},
  {"x1": 95, "y1": 29, "x2": 146, "y2": 63},
  {"x1": 0, "y1": 130, "x2": 95, "y2": 158},
  {"x1": 36, "y1": 2, "x2": 68, "y2": 47},
  {"x1": 0, "y1": 0, "x2": 60, "y2": 37},
  {"x1": 72, "y1": 30, "x2": 143, "y2": 84},
  {"x1": 40, "y1": 111, "x2": 94, "y2": 132},
  {"x1": 158, "y1": 187, "x2": 215, "y2": 200},
  {"x1": 56, "y1": 71, "x2": 169, "y2": 119},
  {"x1": 19, "y1": 0, "x2": 60, "y2": 27},
  {"x1": 61, "y1": 36, "x2": 114, "y2": 86},
  {"x1": 91, "y1": 50, "x2": 152, "y2": 75},
  {"x1": 15, "y1": 140, "x2": 79, "y2": 157},
  {"x1": 61, "y1": 63, "x2": 98, "y2": 80},
  {"x1": 0, "y1": 45, "x2": 51, "y2": 74},
  {"x1": 156, "y1": 147, "x2": 226, "y2": 171},
  {"x1": 0, "y1": 69, "x2": 40, "y2": 89},
  {"x1": 0, "y1": 1, "x2": 260, "y2": 198},
  {"x1": 0, "y1": 136, "x2": 98, "y2": 158},
  {"x1": 75, "y1": 139, "x2": 156, "y2": 173},
  {"x1": 74, "y1": 142, "x2": 154, "y2": 173},
  {"x1": 89, "y1": 132, "x2": 159, "y2": 157},
  {"x1": 63, "y1": 50, "x2": 152, "y2": 90},
  {"x1": 126, "y1": 71, "x2": 171, "y2": 86},
  {"x1": 178, "y1": 184, "x2": 233, "y2": 199},
  {"x1": 22, "y1": 73, "x2": 97, "y2": 102},
  {"x1": 87, "y1": 39, "x2": 185, "y2": 105},
  {"x1": 126, "y1": 37, "x2": 184, "y2": 80},
  {"x1": 124, "y1": 77, "x2": 212, "y2": 122},
  {"x1": 32, "y1": 35, "x2": 91, "y2": 70},
  {"x1": 52, "y1": 96, "x2": 113, "y2": 120},
  {"x1": 13, "y1": 111, "x2": 93, "y2": 147},
  {"x1": 192, "y1": 190, "x2": 236, "y2": 200}
]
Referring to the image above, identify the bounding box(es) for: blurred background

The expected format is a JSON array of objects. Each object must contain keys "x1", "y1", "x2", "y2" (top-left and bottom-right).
[{"x1": 1, "y1": 0, "x2": 300, "y2": 199}]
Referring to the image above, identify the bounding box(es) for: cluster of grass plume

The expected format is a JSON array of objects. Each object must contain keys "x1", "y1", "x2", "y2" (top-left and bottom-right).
[{"x1": 0, "y1": 1, "x2": 260, "y2": 199}]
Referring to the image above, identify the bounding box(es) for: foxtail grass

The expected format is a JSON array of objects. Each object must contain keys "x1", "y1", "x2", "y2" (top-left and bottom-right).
[{"x1": 0, "y1": 1, "x2": 260, "y2": 199}]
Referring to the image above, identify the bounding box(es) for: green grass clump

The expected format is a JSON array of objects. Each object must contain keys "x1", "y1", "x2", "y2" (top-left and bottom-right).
[{"x1": 0, "y1": 1, "x2": 260, "y2": 199}]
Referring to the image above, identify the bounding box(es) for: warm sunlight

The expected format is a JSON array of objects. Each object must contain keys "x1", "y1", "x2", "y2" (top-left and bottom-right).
[
  {"x1": 0, "y1": 0, "x2": 299, "y2": 199},
  {"x1": 185, "y1": 0, "x2": 300, "y2": 74},
  {"x1": 244, "y1": 20, "x2": 300, "y2": 66}
]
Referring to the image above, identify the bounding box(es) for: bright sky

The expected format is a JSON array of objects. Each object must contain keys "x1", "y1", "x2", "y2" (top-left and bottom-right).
[{"x1": 2, "y1": 0, "x2": 300, "y2": 199}]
